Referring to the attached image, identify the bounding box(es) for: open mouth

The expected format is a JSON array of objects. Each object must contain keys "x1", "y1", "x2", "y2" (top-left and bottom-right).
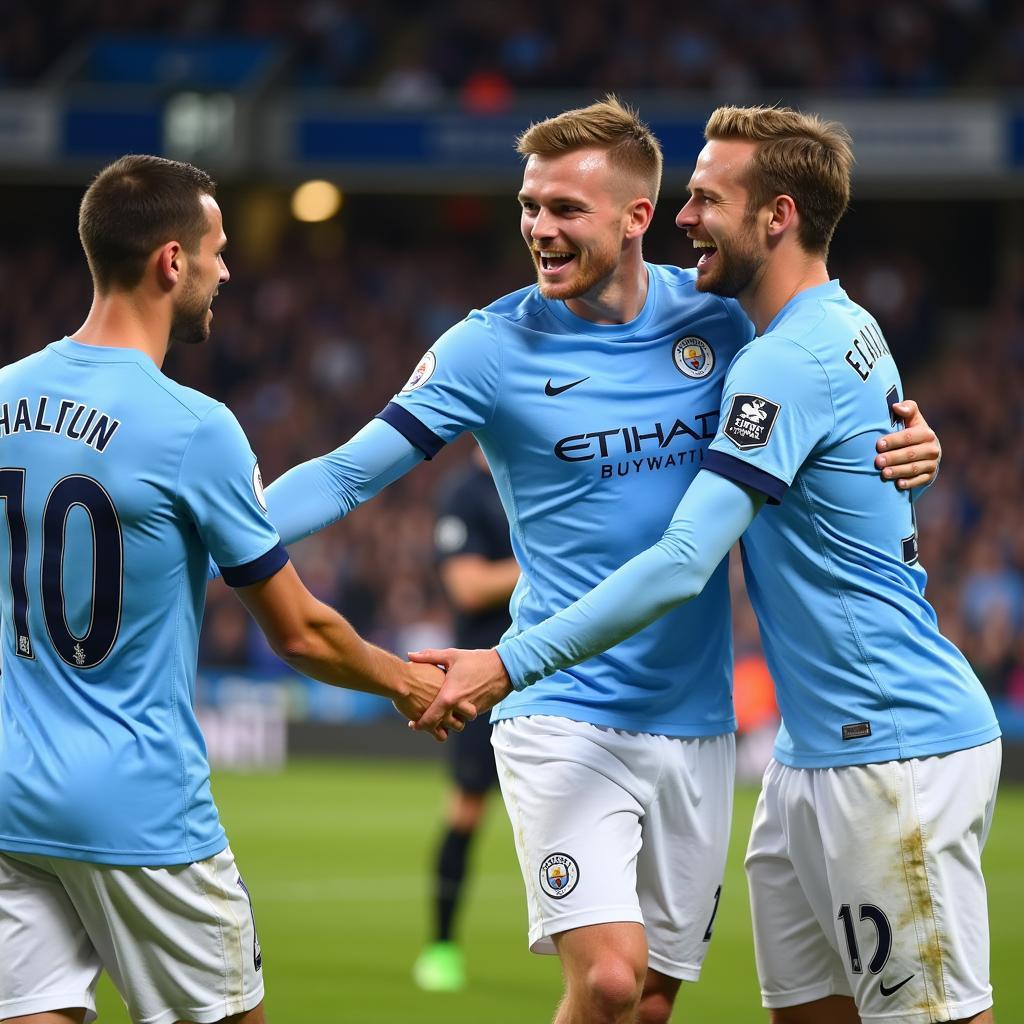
[
  {"x1": 537, "y1": 250, "x2": 576, "y2": 273},
  {"x1": 693, "y1": 239, "x2": 717, "y2": 268}
]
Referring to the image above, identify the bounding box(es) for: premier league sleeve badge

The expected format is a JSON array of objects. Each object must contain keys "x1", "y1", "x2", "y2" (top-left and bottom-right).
[{"x1": 723, "y1": 394, "x2": 781, "y2": 450}]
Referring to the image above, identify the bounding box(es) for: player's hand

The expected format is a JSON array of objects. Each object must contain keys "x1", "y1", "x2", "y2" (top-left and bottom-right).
[
  {"x1": 875, "y1": 399, "x2": 941, "y2": 490},
  {"x1": 392, "y1": 662, "x2": 458, "y2": 742},
  {"x1": 406, "y1": 647, "x2": 512, "y2": 735}
]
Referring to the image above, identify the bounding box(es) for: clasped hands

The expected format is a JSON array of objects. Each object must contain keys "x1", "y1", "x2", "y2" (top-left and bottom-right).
[
  {"x1": 396, "y1": 400, "x2": 940, "y2": 741},
  {"x1": 394, "y1": 647, "x2": 512, "y2": 741}
]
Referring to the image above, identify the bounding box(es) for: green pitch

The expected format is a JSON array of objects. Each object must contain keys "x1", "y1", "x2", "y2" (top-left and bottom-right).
[{"x1": 95, "y1": 759, "x2": 1023, "y2": 1022}]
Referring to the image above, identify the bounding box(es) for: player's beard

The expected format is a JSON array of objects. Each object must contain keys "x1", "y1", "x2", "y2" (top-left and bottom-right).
[
  {"x1": 533, "y1": 236, "x2": 621, "y2": 302},
  {"x1": 169, "y1": 267, "x2": 213, "y2": 346},
  {"x1": 696, "y1": 217, "x2": 764, "y2": 299}
]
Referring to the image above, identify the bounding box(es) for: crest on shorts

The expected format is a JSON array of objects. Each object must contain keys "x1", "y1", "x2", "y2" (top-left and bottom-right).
[
  {"x1": 400, "y1": 351, "x2": 437, "y2": 392},
  {"x1": 672, "y1": 336, "x2": 715, "y2": 379},
  {"x1": 539, "y1": 852, "x2": 579, "y2": 900}
]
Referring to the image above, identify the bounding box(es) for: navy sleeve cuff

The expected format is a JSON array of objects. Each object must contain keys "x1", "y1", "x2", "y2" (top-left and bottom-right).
[
  {"x1": 376, "y1": 402, "x2": 445, "y2": 460},
  {"x1": 220, "y1": 542, "x2": 289, "y2": 588},
  {"x1": 704, "y1": 450, "x2": 787, "y2": 505}
]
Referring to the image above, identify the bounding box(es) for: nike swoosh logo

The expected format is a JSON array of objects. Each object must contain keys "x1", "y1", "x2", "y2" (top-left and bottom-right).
[
  {"x1": 545, "y1": 376, "x2": 590, "y2": 397},
  {"x1": 879, "y1": 974, "x2": 915, "y2": 997}
]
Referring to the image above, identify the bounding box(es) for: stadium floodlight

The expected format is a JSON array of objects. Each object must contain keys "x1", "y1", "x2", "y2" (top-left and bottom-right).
[{"x1": 291, "y1": 180, "x2": 342, "y2": 222}]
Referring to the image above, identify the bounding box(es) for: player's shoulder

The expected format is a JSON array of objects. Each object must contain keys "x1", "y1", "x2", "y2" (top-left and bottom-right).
[
  {"x1": 479, "y1": 282, "x2": 545, "y2": 323},
  {"x1": 0, "y1": 346, "x2": 50, "y2": 386},
  {"x1": 147, "y1": 374, "x2": 220, "y2": 418},
  {"x1": 432, "y1": 284, "x2": 546, "y2": 355},
  {"x1": 138, "y1": 376, "x2": 245, "y2": 449},
  {"x1": 772, "y1": 281, "x2": 866, "y2": 353}
]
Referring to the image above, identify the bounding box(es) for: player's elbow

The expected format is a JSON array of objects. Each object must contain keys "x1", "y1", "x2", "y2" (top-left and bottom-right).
[
  {"x1": 653, "y1": 531, "x2": 711, "y2": 604},
  {"x1": 264, "y1": 605, "x2": 334, "y2": 667},
  {"x1": 274, "y1": 630, "x2": 317, "y2": 665},
  {"x1": 253, "y1": 621, "x2": 316, "y2": 668}
]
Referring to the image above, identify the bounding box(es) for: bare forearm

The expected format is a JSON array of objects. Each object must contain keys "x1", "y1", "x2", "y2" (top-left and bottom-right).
[
  {"x1": 237, "y1": 564, "x2": 410, "y2": 699},
  {"x1": 277, "y1": 603, "x2": 410, "y2": 699}
]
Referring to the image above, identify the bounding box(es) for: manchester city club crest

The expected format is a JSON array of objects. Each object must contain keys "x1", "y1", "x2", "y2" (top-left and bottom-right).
[
  {"x1": 672, "y1": 336, "x2": 715, "y2": 379},
  {"x1": 400, "y1": 350, "x2": 437, "y2": 392},
  {"x1": 539, "y1": 852, "x2": 580, "y2": 900}
]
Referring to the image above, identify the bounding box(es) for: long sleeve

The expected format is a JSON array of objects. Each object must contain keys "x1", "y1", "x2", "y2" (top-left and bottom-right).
[
  {"x1": 264, "y1": 418, "x2": 425, "y2": 546},
  {"x1": 497, "y1": 470, "x2": 763, "y2": 688}
]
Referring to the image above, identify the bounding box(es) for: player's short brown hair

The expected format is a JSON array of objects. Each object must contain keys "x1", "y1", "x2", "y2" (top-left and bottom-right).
[
  {"x1": 78, "y1": 154, "x2": 216, "y2": 292},
  {"x1": 516, "y1": 95, "x2": 663, "y2": 205},
  {"x1": 705, "y1": 105, "x2": 853, "y2": 256}
]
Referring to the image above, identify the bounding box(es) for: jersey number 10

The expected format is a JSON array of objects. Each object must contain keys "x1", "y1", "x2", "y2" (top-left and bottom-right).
[{"x1": 0, "y1": 468, "x2": 123, "y2": 669}]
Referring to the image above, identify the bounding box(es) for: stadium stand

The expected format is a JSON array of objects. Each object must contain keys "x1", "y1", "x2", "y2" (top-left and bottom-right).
[{"x1": 1, "y1": 1, "x2": 1022, "y2": 743}]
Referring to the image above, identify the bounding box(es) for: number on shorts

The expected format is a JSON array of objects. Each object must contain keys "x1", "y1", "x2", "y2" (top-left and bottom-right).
[
  {"x1": 702, "y1": 884, "x2": 722, "y2": 942},
  {"x1": 0, "y1": 468, "x2": 124, "y2": 668},
  {"x1": 838, "y1": 903, "x2": 893, "y2": 975}
]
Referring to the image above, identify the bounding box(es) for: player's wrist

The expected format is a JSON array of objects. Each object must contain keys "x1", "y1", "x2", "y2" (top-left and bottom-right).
[
  {"x1": 391, "y1": 660, "x2": 414, "y2": 701},
  {"x1": 360, "y1": 645, "x2": 410, "y2": 700},
  {"x1": 493, "y1": 643, "x2": 527, "y2": 691}
]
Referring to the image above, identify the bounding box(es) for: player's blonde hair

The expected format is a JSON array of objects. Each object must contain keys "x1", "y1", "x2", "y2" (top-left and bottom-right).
[
  {"x1": 516, "y1": 95, "x2": 663, "y2": 205},
  {"x1": 705, "y1": 105, "x2": 853, "y2": 256}
]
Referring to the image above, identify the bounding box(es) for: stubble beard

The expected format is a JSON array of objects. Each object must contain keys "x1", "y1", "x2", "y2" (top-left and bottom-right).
[
  {"x1": 533, "y1": 239, "x2": 621, "y2": 302},
  {"x1": 170, "y1": 270, "x2": 213, "y2": 346},
  {"x1": 696, "y1": 219, "x2": 764, "y2": 298}
]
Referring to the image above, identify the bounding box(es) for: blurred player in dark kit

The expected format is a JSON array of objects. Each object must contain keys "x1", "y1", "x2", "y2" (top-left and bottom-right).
[{"x1": 413, "y1": 446, "x2": 519, "y2": 992}]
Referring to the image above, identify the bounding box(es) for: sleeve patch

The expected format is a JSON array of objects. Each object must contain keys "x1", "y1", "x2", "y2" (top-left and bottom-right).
[
  {"x1": 723, "y1": 394, "x2": 781, "y2": 451},
  {"x1": 400, "y1": 350, "x2": 436, "y2": 392},
  {"x1": 252, "y1": 461, "x2": 268, "y2": 513}
]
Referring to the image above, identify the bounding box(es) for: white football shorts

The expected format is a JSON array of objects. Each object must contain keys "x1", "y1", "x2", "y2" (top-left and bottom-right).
[
  {"x1": 0, "y1": 844, "x2": 264, "y2": 1024},
  {"x1": 745, "y1": 739, "x2": 1001, "y2": 1023},
  {"x1": 493, "y1": 715, "x2": 735, "y2": 981}
]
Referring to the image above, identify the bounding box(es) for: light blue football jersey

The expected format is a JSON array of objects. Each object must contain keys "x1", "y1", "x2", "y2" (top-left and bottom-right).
[
  {"x1": 704, "y1": 281, "x2": 999, "y2": 767},
  {"x1": 0, "y1": 338, "x2": 286, "y2": 865},
  {"x1": 381, "y1": 263, "x2": 753, "y2": 735}
]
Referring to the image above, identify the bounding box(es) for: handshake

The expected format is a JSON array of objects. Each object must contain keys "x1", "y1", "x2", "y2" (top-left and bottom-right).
[{"x1": 394, "y1": 647, "x2": 512, "y2": 741}]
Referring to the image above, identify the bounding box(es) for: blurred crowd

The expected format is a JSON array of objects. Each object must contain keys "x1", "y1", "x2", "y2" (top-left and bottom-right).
[
  {"x1": 1, "y1": 201, "x2": 1022, "y2": 708},
  {"x1": 3, "y1": 0, "x2": 1023, "y2": 96}
]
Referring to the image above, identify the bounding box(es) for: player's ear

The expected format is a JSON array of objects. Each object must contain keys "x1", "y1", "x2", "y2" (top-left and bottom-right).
[
  {"x1": 155, "y1": 241, "x2": 183, "y2": 289},
  {"x1": 624, "y1": 196, "x2": 655, "y2": 239},
  {"x1": 765, "y1": 194, "x2": 798, "y2": 238}
]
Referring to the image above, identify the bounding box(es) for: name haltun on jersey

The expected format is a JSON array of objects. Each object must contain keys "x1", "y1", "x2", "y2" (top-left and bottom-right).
[
  {"x1": 0, "y1": 395, "x2": 120, "y2": 452},
  {"x1": 0, "y1": 338, "x2": 285, "y2": 865}
]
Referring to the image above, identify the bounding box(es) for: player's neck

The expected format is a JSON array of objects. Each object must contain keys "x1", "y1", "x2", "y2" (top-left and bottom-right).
[
  {"x1": 741, "y1": 253, "x2": 829, "y2": 336},
  {"x1": 71, "y1": 293, "x2": 171, "y2": 368},
  {"x1": 565, "y1": 259, "x2": 649, "y2": 325}
]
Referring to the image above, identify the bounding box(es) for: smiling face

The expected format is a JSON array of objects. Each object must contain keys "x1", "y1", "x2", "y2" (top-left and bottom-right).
[
  {"x1": 676, "y1": 139, "x2": 766, "y2": 299},
  {"x1": 518, "y1": 148, "x2": 639, "y2": 303},
  {"x1": 170, "y1": 194, "x2": 229, "y2": 346}
]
